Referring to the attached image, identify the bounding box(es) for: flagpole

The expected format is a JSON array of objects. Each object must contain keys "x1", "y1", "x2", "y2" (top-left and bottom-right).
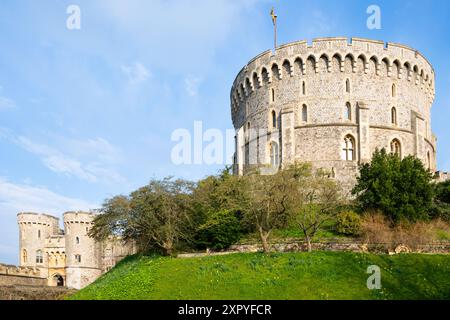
[
  {"x1": 274, "y1": 17, "x2": 277, "y2": 50},
  {"x1": 271, "y1": 7, "x2": 278, "y2": 50}
]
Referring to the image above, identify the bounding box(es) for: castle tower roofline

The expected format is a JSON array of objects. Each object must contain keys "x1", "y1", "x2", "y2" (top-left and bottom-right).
[
  {"x1": 232, "y1": 36, "x2": 434, "y2": 96},
  {"x1": 17, "y1": 212, "x2": 59, "y2": 220}
]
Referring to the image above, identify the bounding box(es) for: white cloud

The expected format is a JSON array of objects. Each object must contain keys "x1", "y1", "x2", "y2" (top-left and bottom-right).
[
  {"x1": 0, "y1": 178, "x2": 98, "y2": 215},
  {"x1": 0, "y1": 96, "x2": 15, "y2": 110},
  {"x1": 185, "y1": 76, "x2": 202, "y2": 97},
  {"x1": 14, "y1": 136, "x2": 125, "y2": 184},
  {"x1": 121, "y1": 61, "x2": 151, "y2": 85}
]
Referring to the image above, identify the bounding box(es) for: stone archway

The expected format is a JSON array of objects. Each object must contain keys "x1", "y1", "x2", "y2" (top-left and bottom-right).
[{"x1": 53, "y1": 274, "x2": 64, "y2": 287}]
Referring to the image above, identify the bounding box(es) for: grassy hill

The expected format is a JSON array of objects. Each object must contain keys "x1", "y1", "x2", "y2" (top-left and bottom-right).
[{"x1": 69, "y1": 252, "x2": 450, "y2": 300}]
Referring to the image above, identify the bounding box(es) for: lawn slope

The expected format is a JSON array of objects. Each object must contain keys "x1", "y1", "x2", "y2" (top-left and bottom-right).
[{"x1": 70, "y1": 252, "x2": 450, "y2": 300}]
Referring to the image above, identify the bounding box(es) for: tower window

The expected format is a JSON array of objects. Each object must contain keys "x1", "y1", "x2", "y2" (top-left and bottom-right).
[
  {"x1": 342, "y1": 135, "x2": 356, "y2": 161},
  {"x1": 271, "y1": 110, "x2": 277, "y2": 129},
  {"x1": 75, "y1": 255, "x2": 82, "y2": 263},
  {"x1": 391, "y1": 107, "x2": 397, "y2": 125},
  {"x1": 390, "y1": 139, "x2": 402, "y2": 158},
  {"x1": 392, "y1": 84, "x2": 397, "y2": 97},
  {"x1": 271, "y1": 88, "x2": 275, "y2": 102},
  {"x1": 22, "y1": 249, "x2": 28, "y2": 264},
  {"x1": 302, "y1": 81, "x2": 306, "y2": 95},
  {"x1": 270, "y1": 142, "x2": 280, "y2": 169},
  {"x1": 302, "y1": 104, "x2": 308, "y2": 122},
  {"x1": 76, "y1": 237, "x2": 80, "y2": 245},
  {"x1": 36, "y1": 250, "x2": 43, "y2": 264},
  {"x1": 427, "y1": 151, "x2": 431, "y2": 170},
  {"x1": 38, "y1": 230, "x2": 41, "y2": 239},
  {"x1": 346, "y1": 102, "x2": 352, "y2": 121},
  {"x1": 346, "y1": 79, "x2": 351, "y2": 93}
]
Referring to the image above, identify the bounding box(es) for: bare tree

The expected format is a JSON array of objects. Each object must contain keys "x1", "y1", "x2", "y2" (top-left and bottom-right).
[
  {"x1": 294, "y1": 171, "x2": 342, "y2": 252},
  {"x1": 244, "y1": 163, "x2": 312, "y2": 252}
]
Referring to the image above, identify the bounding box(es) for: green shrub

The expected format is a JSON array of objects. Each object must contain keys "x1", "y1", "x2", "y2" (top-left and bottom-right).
[
  {"x1": 435, "y1": 180, "x2": 450, "y2": 204},
  {"x1": 352, "y1": 149, "x2": 434, "y2": 223},
  {"x1": 195, "y1": 210, "x2": 242, "y2": 250},
  {"x1": 336, "y1": 211, "x2": 362, "y2": 236}
]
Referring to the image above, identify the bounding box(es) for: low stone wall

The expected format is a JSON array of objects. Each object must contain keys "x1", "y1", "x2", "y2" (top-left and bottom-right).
[
  {"x1": 0, "y1": 274, "x2": 46, "y2": 287},
  {"x1": 0, "y1": 264, "x2": 46, "y2": 286},
  {"x1": 178, "y1": 241, "x2": 450, "y2": 258}
]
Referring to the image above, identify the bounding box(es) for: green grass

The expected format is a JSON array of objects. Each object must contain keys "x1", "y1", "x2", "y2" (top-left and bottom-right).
[{"x1": 69, "y1": 252, "x2": 450, "y2": 300}]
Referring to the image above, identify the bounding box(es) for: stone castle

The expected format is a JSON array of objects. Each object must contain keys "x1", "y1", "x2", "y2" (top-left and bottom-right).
[
  {"x1": 231, "y1": 37, "x2": 443, "y2": 191},
  {"x1": 7, "y1": 212, "x2": 135, "y2": 290}
]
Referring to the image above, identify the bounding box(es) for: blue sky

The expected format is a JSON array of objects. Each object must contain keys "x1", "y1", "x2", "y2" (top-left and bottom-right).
[{"x1": 0, "y1": 0, "x2": 449, "y2": 264}]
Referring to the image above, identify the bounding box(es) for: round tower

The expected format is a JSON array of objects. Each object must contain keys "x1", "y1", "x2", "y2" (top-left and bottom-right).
[
  {"x1": 231, "y1": 37, "x2": 437, "y2": 193},
  {"x1": 64, "y1": 211, "x2": 101, "y2": 289},
  {"x1": 17, "y1": 213, "x2": 59, "y2": 268}
]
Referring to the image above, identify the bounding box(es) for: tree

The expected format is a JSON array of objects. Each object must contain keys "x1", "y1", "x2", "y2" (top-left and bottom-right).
[
  {"x1": 195, "y1": 210, "x2": 242, "y2": 250},
  {"x1": 244, "y1": 163, "x2": 312, "y2": 252},
  {"x1": 352, "y1": 149, "x2": 434, "y2": 223},
  {"x1": 89, "y1": 195, "x2": 131, "y2": 241},
  {"x1": 125, "y1": 178, "x2": 195, "y2": 256},
  {"x1": 193, "y1": 167, "x2": 248, "y2": 219},
  {"x1": 90, "y1": 178, "x2": 195, "y2": 256},
  {"x1": 293, "y1": 170, "x2": 342, "y2": 252}
]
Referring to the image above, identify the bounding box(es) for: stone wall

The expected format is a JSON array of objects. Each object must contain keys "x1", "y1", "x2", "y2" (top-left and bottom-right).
[{"x1": 0, "y1": 264, "x2": 46, "y2": 286}]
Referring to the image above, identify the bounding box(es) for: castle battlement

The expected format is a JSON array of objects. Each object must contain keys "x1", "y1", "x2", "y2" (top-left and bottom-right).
[
  {"x1": 231, "y1": 37, "x2": 435, "y2": 123},
  {"x1": 0, "y1": 263, "x2": 44, "y2": 278}
]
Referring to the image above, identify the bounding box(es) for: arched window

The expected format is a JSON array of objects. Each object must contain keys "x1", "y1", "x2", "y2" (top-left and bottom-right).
[
  {"x1": 342, "y1": 135, "x2": 356, "y2": 161},
  {"x1": 38, "y1": 230, "x2": 41, "y2": 239},
  {"x1": 346, "y1": 102, "x2": 352, "y2": 121},
  {"x1": 302, "y1": 81, "x2": 306, "y2": 95},
  {"x1": 22, "y1": 249, "x2": 28, "y2": 264},
  {"x1": 36, "y1": 250, "x2": 43, "y2": 264},
  {"x1": 271, "y1": 110, "x2": 277, "y2": 129},
  {"x1": 391, "y1": 107, "x2": 397, "y2": 125},
  {"x1": 302, "y1": 104, "x2": 308, "y2": 122},
  {"x1": 392, "y1": 84, "x2": 397, "y2": 97},
  {"x1": 391, "y1": 139, "x2": 402, "y2": 158},
  {"x1": 270, "y1": 142, "x2": 280, "y2": 169},
  {"x1": 271, "y1": 88, "x2": 275, "y2": 102},
  {"x1": 346, "y1": 79, "x2": 351, "y2": 93},
  {"x1": 76, "y1": 237, "x2": 80, "y2": 245}
]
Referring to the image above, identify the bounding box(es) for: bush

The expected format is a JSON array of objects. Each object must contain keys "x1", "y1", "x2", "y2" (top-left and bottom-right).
[
  {"x1": 352, "y1": 149, "x2": 434, "y2": 223},
  {"x1": 360, "y1": 212, "x2": 446, "y2": 251},
  {"x1": 430, "y1": 201, "x2": 450, "y2": 222},
  {"x1": 360, "y1": 211, "x2": 394, "y2": 248},
  {"x1": 336, "y1": 211, "x2": 361, "y2": 236},
  {"x1": 435, "y1": 180, "x2": 450, "y2": 203},
  {"x1": 195, "y1": 210, "x2": 242, "y2": 250}
]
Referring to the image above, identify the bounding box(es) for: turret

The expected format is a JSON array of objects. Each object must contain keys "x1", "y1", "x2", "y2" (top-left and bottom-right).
[
  {"x1": 63, "y1": 211, "x2": 101, "y2": 289},
  {"x1": 17, "y1": 213, "x2": 59, "y2": 268}
]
